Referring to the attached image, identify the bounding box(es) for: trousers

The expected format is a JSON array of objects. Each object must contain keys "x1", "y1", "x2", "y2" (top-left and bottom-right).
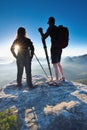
[{"x1": 16, "y1": 52, "x2": 32, "y2": 86}]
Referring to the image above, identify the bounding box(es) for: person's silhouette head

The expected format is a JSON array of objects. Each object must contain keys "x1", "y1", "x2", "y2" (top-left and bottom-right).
[
  {"x1": 17, "y1": 27, "x2": 26, "y2": 37},
  {"x1": 47, "y1": 17, "x2": 55, "y2": 25}
]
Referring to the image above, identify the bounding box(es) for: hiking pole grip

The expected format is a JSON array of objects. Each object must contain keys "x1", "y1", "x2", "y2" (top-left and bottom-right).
[
  {"x1": 38, "y1": 27, "x2": 46, "y2": 48},
  {"x1": 38, "y1": 27, "x2": 43, "y2": 34}
]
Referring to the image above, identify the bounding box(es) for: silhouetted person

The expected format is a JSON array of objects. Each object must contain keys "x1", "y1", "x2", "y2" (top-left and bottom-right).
[
  {"x1": 38, "y1": 17, "x2": 65, "y2": 84},
  {"x1": 11, "y1": 27, "x2": 34, "y2": 89}
]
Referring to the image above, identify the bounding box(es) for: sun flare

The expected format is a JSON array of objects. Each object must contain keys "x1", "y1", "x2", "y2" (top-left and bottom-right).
[{"x1": 15, "y1": 45, "x2": 20, "y2": 54}]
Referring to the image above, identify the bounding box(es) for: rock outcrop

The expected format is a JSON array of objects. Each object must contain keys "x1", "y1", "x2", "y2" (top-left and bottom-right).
[{"x1": 0, "y1": 75, "x2": 87, "y2": 130}]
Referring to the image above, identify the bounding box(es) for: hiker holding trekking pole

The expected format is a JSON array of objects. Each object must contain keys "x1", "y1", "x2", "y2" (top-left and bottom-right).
[{"x1": 38, "y1": 17, "x2": 65, "y2": 85}]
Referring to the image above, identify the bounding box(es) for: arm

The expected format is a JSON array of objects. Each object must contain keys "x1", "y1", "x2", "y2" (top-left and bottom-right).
[
  {"x1": 38, "y1": 27, "x2": 49, "y2": 39},
  {"x1": 10, "y1": 41, "x2": 17, "y2": 59},
  {"x1": 38, "y1": 27, "x2": 50, "y2": 48},
  {"x1": 29, "y1": 40, "x2": 34, "y2": 59}
]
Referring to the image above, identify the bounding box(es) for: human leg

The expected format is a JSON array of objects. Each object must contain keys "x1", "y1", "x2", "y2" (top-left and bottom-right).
[
  {"x1": 53, "y1": 63, "x2": 60, "y2": 83},
  {"x1": 58, "y1": 62, "x2": 64, "y2": 79},
  {"x1": 57, "y1": 62, "x2": 65, "y2": 81},
  {"x1": 17, "y1": 58, "x2": 24, "y2": 87},
  {"x1": 25, "y1": 55, "x2": 33, "y2": 87}
]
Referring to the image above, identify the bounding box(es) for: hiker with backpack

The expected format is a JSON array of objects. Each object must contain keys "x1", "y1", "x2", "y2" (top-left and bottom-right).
[
  {"x1": 38, "y1": 17, "x2": 69, "y2": 85},
  {"x1": 11, "y1": 27, "x2": 34, "y2": 89}
]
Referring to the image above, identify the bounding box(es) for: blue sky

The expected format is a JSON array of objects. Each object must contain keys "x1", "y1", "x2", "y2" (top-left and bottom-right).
[{"x1": 0, "y1": 0, "x2": 87, "y2": 58}]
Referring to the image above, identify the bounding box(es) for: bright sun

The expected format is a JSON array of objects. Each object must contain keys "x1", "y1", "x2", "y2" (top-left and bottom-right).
[{"x1": 15, "y1": 45, "x2": 20, "y2": 54}]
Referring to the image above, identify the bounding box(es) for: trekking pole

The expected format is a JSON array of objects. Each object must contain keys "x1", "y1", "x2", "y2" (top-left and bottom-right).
[
  {"x1": 34, "y1": 53, "x2": 48, "y2": 78},
  {"x1": 42, "y1": 38, "x2": 53, "y2": 80},
  {"x1": 38, "y1": 28, "x2": 53, "y2": 81}
]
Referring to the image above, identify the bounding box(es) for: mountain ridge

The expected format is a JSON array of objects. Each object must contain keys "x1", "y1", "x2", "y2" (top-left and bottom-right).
[
  {"x1": 63, "y1": 54, "x2": 87, "y2": 64},
  {"x1": 0, "y1": 54, "x2": 87, "y2": 65}
]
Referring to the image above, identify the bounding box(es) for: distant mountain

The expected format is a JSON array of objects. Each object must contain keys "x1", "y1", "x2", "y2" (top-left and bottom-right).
[
  {"x1": 61, "y1": 54, "x2": 87, "y2": 81},
  {"x1": 63, "y1": 54, "x2": 87, "y2": 65},
  {"x1": 0, "y1": 54, "x2": 87, "y2": 65},
  {"x1": 72, "y1": 54, "x2": 87, "y2": 63},
  {"x1": 62, "y1": 56, "x2": 74, "y2": 63}
]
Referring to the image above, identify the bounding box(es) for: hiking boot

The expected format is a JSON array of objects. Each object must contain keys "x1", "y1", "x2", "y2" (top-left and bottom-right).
[
  {"x1": 27, "y1": 84, "x2": 34, "y2": 90},
  {"x1": 17, "y1": 84, "x2": 22, "y2": 89},
  {"x1": 60, "y1": 77, "x2": 65, "y2": 82}
]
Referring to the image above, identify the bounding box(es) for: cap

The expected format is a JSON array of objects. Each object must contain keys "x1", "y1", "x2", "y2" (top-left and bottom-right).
[{"x1": 47, "y1": 17, "x2": 55, "y2": 24}]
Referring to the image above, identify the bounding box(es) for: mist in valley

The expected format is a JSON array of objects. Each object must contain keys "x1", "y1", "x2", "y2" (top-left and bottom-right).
[{"x1": 0, "y1": 54, "x2": 87, "y2": 87}]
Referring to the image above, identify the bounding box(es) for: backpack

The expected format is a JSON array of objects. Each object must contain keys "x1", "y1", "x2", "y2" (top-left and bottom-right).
[{"x1": 55, "y1": 25, "x2": 69, "y2": 49}]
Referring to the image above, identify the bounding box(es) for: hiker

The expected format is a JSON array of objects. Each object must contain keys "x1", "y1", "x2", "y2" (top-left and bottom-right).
[
  {"x1": 11, "y1": 27, "x2": 34, "y2": 89},
  {"x1": 38, "y1": 17, "x2": 65, "y2": 84}
]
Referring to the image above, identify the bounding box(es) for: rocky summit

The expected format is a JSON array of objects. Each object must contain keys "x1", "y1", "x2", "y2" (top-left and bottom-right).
[{"x1": 0, "y1": 75, "x2": 87, "y2": 130}]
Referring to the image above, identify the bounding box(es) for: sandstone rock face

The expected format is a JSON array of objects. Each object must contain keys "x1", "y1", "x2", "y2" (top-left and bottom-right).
[{"x1": 0, "y1": 75, "x2": 87, "y2": 130}]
